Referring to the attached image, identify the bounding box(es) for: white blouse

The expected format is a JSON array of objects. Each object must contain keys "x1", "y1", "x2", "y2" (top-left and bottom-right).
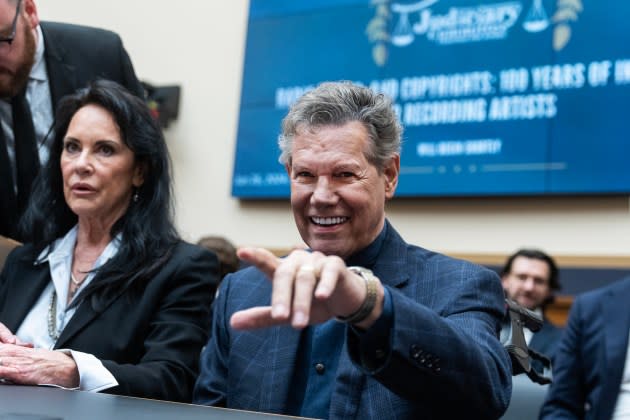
[{"x1": 15, "y1": 225, "x2": 119, "y2": 392}]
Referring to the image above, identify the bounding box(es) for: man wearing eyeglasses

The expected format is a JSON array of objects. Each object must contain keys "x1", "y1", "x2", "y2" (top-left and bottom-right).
[{"x1": 0, "y1": 0, "x2": 142, "y2": 242}]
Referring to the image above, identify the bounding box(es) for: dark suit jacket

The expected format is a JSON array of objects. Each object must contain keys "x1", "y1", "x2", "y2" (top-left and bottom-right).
[
  {"x1": 530, "y1": 318, "x2": 563, "y2": 374},
  {"x1": 531, "y1": 318, "x2": 563, "y2": 357},
  {"x1": 540, "y1": 277, "x2": 630, "y2": 419},
  {"x1": 41, "y1": 21, "x2": 143, "y2": 105},
  {"x1": 0, "y1": 241, "x2": 219, "y2": 402},
  {"x1": 0, "y1": 21, "x2": 143, "y2": 240},
  {"x1": 193, "y1": 222, "x2": 513, "y2": 419}
]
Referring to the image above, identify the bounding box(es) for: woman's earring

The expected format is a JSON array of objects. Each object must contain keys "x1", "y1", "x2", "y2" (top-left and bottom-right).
[{"x1": 133, "y1": 190, "x2": 139, "y2": 203}]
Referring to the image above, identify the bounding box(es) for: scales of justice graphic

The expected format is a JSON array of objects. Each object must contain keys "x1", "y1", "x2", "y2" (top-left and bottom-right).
[{"x1": 390, "y1": 0, "x2": 550, "y2": 47}]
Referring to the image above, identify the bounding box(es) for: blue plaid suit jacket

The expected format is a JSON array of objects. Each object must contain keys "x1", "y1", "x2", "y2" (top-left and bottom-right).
[{"x1": 194, "y1": 221, "x2": 512, "y2": 419}]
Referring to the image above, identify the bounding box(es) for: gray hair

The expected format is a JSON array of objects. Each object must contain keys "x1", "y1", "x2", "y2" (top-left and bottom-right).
[{"x1": 278, "y1": 81, "x2": 402, "y2": 172}]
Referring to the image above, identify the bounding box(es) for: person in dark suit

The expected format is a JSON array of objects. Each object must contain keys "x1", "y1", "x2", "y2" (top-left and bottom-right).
[
  {"x1": 0, "y1": 80, "x2": 220, "y2": 402},
  {"x1": 501, "y1": 249, "x2": 563, "y2": 372},
  {"x1": 193, "y1": 81, "x2": 512, "y2": 419},
  {"x1": 0, "y1": 0, "x2": 142, "y2": 242},
  {"x1": 540, "y1": 277, "x2": 630, "y2": 419}
]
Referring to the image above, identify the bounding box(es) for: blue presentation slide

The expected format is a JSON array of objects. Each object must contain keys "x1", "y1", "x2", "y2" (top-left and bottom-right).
[{"x1": 232, "y1": 0, "x2": 630, "y2": 198}]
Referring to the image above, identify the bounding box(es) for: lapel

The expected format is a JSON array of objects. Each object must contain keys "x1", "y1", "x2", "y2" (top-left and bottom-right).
[
  {"x1": 54, "y1": 278, "x2": 130, "y2": 349},
  {"x1": 371, "y1": 221, "x2": 410, "y2": 290},
  {"x1": 40, "y1": 23, "x2": 78, "y2": 107},
  {"x1": 2, "y1": 257, "x2": 49, "y2": 332},
  {"x1": 329, "y1": 339, "x2": 367, "y2": 419},
  {"x1": 259, "y1": 326, "x2": 301, "y2": 412},
  {"x1": 328, "y1": 221, "x2": 410, "y2": 418},
  {"x1": 599, "y1": 280, "x2": 630, "y2": 419}
]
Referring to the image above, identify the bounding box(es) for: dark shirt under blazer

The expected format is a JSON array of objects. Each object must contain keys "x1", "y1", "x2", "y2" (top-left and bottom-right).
[
  {"x1": 193, "y1": 221, "x2": 513, "y2": 419},
  {"x1": 0, "y1": 241, "x2": 219, "y2": 402}
]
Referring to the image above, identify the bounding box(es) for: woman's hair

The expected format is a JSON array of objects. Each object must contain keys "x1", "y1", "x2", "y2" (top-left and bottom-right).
[
  {"x1": 278, "y1": 81, "x2": 402, "y2": 173},
  {"x1": 21, "y1": 79, "x2": 178, "y2": 299}
]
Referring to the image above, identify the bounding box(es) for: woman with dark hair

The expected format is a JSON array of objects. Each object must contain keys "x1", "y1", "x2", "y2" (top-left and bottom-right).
[{"x1": 0, "y1": 80, "x2": 219, "y2": 402}]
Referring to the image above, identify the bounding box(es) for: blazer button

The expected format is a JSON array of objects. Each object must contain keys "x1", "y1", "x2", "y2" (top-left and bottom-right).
[
  {"x1": 315, "y1": 363, "x2": 325, "y2": 374},
  {"x1": 410, "y1": 345, "x2": 423, "y2": 359}
]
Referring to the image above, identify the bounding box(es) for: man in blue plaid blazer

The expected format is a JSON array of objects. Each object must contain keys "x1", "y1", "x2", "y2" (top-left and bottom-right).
[{"x1": 193, "y1": 82, "x2": 512, "y2": 419}]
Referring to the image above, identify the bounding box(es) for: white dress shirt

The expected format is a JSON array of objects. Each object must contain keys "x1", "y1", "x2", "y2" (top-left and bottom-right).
[{"x1": 15, "y1": 226, "x2": 119, "y2": 392}]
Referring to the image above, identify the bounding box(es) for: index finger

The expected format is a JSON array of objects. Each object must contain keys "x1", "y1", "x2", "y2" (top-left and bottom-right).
[{"x1": 237, "y1": 247, "x2": 281, "y2": 279}]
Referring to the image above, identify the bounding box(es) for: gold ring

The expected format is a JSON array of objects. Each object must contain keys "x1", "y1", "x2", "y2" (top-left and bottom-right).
[{"x1": 298, "y1": 265, "x2": 316, "y2": 274}]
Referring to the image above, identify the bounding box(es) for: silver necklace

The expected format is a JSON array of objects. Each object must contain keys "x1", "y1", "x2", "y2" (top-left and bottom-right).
[
  {"x1": 48, "y1": 272, "x2": 85, "y2": 341},
  {"x1": 70, "y1": 272, "x2": 84, "y2": 285},
  {"x1": 47, "y1": 290, "x2": 59, "y2": 342},
  {"x1": 68, "y1": 272, "x2": 86, "y2": 300}
]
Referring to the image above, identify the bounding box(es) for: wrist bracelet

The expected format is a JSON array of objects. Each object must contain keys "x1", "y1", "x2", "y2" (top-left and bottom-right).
[{"x1": 336, "y1": 266, "x2": 378, "y2": 325}]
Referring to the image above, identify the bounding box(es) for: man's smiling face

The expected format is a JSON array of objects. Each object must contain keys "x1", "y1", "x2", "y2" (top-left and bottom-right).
[{"x1": 288, "y1": 121, "x2": 398, "y2": 259}]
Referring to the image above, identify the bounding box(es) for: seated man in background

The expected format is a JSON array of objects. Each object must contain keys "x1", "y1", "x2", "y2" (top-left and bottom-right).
[
  {"x1": 0, "y1": 0, "x2": 143, "y2": 242},
  {"x1": 193, "y1": 81, "x2": 512, "y2": 419},
  {"x1": 540, "y1": 276, "x2": 630, "y2": 419},
  {"x1": 197, "y1": 235, "x2": 240, "y2": 280},
  {"x1": 501, "y1": 248, "x2": 563, "y2": 370}
]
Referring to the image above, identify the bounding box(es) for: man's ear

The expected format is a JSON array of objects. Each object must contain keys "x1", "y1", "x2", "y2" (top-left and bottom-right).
[
  {"x1": 383, "y1": 154, "x2": 400, "y2": 199},
  {"x1": 23, "y1": 0, "x2": 40, "y2": 29},
  {"x1": 285, "y1": 162, "x2": 291, "y2": 177}
]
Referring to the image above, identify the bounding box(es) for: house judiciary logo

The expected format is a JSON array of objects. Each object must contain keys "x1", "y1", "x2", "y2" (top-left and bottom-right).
[{"x1": 366, "y1": 0, "x2": 584, "y2": 66}]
